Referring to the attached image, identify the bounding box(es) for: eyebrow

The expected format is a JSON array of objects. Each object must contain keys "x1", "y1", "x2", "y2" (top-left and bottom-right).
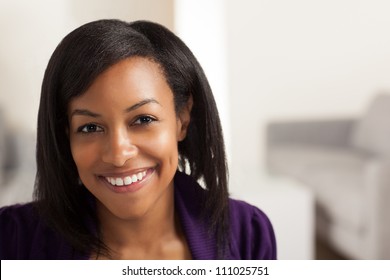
[
  {"x1": 70, "y1": 98, "x2": 161, "y2": 118},
  {"x1": 125, "y1": 98, "x2": 161, "y2": 113}
]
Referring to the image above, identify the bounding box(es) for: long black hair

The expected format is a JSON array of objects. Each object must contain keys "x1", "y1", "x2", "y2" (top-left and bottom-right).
[{"x1": 35, "y1": 19, "x2": 229, "y2": 258}]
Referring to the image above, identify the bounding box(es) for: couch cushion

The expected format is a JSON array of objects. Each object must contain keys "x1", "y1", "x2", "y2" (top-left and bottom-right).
[
  {"x1": 352, "y1": 94, "x2": 390, "y2": 157},
  {"x1": 268, "y1": 144, "x2": 367, "y2": 232}
]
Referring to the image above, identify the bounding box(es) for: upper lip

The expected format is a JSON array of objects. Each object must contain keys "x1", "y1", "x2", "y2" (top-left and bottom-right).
[{"x1": 97, "y1": 167, "x2": 153, "y2": 178}]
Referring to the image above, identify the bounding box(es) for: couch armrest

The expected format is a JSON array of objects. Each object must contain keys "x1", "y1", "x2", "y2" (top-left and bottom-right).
[
  {"x1": 266, "y1": 118, "x2": 358, "y2": 149},
  {"x1": 365, "y1": 159, "x2": 390, "y2": 259}
]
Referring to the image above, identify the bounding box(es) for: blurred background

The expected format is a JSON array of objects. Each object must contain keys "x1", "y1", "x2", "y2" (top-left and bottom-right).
[{"x1": 1, "y1": 0, "x2": 390, "y2": 260}]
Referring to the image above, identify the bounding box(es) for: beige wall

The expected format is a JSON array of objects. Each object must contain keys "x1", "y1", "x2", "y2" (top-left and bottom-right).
[
  {"x1": 174, "y1": 0, "x2": 231, "y2": 161},
  {"x1": 69, "y1": 0, "x2": 174, "y2": 30},
  {"x1": 0, "y1": 0, "x2": 173, "y2": 132},
  {"x1": 226, "y1": 0, "x2": 390, "y2": 179}
]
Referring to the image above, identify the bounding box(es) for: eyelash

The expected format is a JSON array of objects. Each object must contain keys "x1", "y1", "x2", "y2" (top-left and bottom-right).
[
  {"x1": 76, "y1": 115, "x2": 157, "y2": 134},
  {"x1": 133, "y1": 115, "x2": 157, "y2": 125}
]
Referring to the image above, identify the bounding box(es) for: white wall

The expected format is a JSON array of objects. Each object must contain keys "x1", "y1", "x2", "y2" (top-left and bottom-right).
[
  {"x1": 0, "y1": 0, "x2": 173, "y2": 132},
  {"x1": 174, "y1": 0, "x2": 231, "y2": 162},
  {"x1": 0, "y1": 0, "x2": 70, "y2": 131},
  {"x1": 226, "y1": 0, "x2": 390, "y2": 187}
]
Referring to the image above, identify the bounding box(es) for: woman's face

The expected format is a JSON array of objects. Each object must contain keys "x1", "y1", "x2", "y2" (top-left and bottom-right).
[{"x1": 68, "y1": 57, "x2": 190, "y2": 220}]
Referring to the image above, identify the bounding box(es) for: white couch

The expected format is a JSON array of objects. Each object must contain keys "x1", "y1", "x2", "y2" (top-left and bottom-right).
[{"x1": 266, "y1": 94, "x2": 390, "y2": 259}]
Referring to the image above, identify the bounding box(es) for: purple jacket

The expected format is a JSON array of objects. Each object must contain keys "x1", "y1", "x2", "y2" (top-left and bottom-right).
[{"x1": 0, "y1": 172, "x2": 276, "y2": 259}]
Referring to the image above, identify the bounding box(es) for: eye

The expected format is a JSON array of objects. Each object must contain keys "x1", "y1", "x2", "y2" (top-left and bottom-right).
[
  {"x1": 78, "y1": 123, "x2": 104, "y2": 133},
  {"x1": 133, "y1": 115, "x2": 156, "y2": 126}
]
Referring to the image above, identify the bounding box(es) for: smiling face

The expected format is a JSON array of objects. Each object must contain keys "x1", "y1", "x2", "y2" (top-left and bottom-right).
[{"x1": 68, "y1": 57, "x2": 190, "y2": 221}]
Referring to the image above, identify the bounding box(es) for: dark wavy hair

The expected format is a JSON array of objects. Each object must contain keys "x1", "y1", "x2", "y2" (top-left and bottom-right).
[{"x1": 34, "y1": 19, "x2": 229, "y2": 258}]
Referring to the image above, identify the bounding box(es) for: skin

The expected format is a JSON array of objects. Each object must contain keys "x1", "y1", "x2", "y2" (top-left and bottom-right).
[{"x1": 68, "y1": 57, "x2": 192, "y2": 259}]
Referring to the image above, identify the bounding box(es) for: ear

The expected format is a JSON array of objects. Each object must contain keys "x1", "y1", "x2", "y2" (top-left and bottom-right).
[{"x1": 177, "y1": 95, "x2": 193, "y2": 141}]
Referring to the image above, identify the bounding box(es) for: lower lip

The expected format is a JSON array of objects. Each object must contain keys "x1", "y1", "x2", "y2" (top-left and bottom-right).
[{"x1": 99, "y1": 168, "x2": 154, "y2": 194}]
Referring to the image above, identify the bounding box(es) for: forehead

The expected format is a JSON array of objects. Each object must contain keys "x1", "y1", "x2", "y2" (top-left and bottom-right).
[{"x1": 68, "y1": 57, "x2": 174, "y2": 111}]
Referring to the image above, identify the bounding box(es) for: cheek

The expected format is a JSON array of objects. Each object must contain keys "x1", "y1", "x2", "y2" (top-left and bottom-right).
[
  {"x1": 70, "y1": 138, "x2": 100, "y2": 171},
  {"x1": 141, "y1": 129, "x2": 179, "y2": 164}
]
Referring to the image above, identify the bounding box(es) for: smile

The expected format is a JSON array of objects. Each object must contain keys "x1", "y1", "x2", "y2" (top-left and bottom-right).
[{"x1": 104, "y1": 170, "x2": 147, "y2": 186}]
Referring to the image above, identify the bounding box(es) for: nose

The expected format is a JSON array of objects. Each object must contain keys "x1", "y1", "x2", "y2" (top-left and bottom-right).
[{"x1": 102, "y1": 128, "x2": 137, "y2": 167}]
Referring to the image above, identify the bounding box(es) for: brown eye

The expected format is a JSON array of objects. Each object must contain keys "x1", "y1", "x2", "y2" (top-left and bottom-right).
[
  {"x1": 78, "y1": 124, "x2": 104, "y2": 133},
  {"x1": 133, "y1": 116, "x2": 156, "y2": 125}
]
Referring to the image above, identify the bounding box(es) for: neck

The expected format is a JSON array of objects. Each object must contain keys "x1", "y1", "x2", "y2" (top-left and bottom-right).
[
  {"x1": 101, "y1": 200, "x2": 175, "y2": 247},
  {"x1": 95, "y1": 184, "x2": 189, "y2": 259}
]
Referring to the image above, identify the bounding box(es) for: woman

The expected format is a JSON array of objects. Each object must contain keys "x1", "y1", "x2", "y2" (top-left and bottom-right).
[{"x1": 0, "y1": 19, "x2": 276, "y2": 259}]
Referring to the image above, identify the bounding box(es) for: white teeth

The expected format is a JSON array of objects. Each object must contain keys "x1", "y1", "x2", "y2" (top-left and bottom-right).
[
  {"x1": 124, "y1": 176, "x2": 132, "y2": 185},
  {"x1": 105, "y1": 170, "x2": 148, "y2": 187},
  {"x1": 116, "y1": 178, "x2": 124, "y2": 186}
]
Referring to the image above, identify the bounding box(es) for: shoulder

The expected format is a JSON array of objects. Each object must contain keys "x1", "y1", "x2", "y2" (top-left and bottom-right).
[
  {"x1": 0, "y1": 203, "x2": 73, "y2": 259},
  {"x1": 0, "y1": 203, "x2": 38, "y2": 259},
  {"x1": 174, "y1": 172, "x2": 276, "y2": 259},
  {"x1": 0, "y1": 203, "x2": 39, "y2": 234},
  {"x1": 228, "y1": 198, "x2": 277, "y2": 260}
]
